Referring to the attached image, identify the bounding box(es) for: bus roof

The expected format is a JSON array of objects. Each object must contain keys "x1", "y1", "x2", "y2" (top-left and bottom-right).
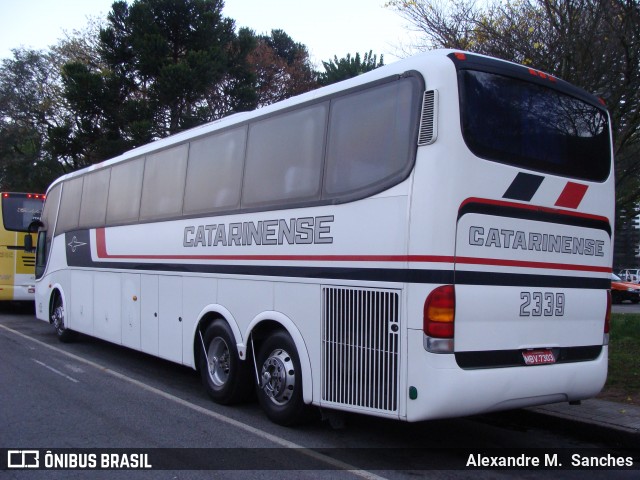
[{"x1": 46, "y1": 48, "x2": 605, "y2": 192}]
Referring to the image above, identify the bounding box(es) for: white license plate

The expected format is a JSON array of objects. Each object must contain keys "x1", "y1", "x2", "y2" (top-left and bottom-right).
[{"x1": 522, "y1": 349, "x2": 556, "y2": 366}]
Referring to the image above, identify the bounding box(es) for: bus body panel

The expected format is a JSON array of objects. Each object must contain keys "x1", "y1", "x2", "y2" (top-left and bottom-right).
[
  {"x1": 454, "y1": 212, "x2": 610, "y2": 352},
  {"x1": 405, "y1": 329, "x2": 607, "y2": 422}
]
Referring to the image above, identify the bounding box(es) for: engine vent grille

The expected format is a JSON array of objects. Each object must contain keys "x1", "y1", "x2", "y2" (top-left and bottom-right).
[
  {"x1": 322, "y1": 287, "x2": 400, "y2": 413},
  {"x1": 418, "y1": 90, "x2": 438, "y2": 146}
]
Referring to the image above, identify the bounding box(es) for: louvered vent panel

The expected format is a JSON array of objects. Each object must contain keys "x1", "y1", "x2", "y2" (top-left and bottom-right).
[
  {"x1": 22, "y1": 255, "x2": 35, "y2": 267},
  {"x1": 418, "y1": 90, "x2": 438, "y2": 146},
  {"x1": 322, "y1": 287, "x2": 400, "y2": 413}
]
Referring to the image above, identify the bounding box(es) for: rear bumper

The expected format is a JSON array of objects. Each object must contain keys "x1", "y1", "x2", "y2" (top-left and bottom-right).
[
  {"x1": 0, "y1": 284, "x2": 35, "y2": 302},
  {"x1": 612, "y1": 289, "x2": 640, "y2": 304},
  {"x1": 405, "y1": 329, "x2": 607, "y2": 422}
]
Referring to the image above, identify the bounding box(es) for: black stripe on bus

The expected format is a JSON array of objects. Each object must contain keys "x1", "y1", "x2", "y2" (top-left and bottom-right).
[
  {"x1": 455, "y1": 345, "x2": 603, "y2": 370},
  {"x1": 458, "y1": 201, "x2": 612, "y2": 236},
  {"x1": 66, "y1": 258, "x2": 609, "y2": 289},
  {"x1": 502, "y1": 172, "x2": 545, "y2": 202},
  {"x1": 64, "y1": 230, "x2": 609, "y2": 289}
]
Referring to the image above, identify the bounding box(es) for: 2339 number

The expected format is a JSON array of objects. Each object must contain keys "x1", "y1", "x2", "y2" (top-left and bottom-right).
[{"x1": 520, "y1": 292, "x2": 565, "y2": 317}]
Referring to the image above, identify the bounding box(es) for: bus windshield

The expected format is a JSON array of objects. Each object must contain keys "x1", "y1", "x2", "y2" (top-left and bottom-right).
[
  {"x1": 2, "y1": 194, "x2": 44, "y2": 232},
  {"x1": 458, "y1": 70, "x2": 611, "y2": 182}
]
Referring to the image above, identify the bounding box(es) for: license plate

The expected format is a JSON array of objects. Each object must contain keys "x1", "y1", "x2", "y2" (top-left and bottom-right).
[{"x1": 522, "y1": 349, "x2": 556, "y2": 366}]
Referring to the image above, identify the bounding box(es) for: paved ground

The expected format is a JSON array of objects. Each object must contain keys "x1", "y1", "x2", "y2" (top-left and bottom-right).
[{"x1": 529, "y1": 399, "x2": 640, "y2": 445}]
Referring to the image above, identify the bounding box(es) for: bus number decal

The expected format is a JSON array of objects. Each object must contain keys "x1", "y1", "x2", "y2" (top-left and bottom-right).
[{"x1": 520, "y1": 292, "x2": 565, "y2": 317}]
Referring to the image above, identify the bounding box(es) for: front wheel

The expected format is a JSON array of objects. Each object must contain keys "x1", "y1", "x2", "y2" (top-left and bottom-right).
[
  {"x1": 50, "y1": 294, "x2": 75, "y2": 343},
  {"x1": 256, "y1": 330, "x2": 309, "y2": 426}
]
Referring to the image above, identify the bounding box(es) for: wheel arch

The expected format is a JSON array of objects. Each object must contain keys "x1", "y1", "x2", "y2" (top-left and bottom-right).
[
  {"x1": 246, "y1": 311, "x2": 313, "y2": 405},
  {"x1": 48, "y1": 283, "x2": 67, "y2": 323},
  {"x1": 191, "y1": 304, "x2": 245, "y2": 370}
]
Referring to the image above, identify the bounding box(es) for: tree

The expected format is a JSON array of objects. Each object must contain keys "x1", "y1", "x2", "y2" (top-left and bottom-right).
[
  {"x1": 247, "y1": 29, "x2": 318, "y2": 106},
  {"x1": 318, "y1": 50, "x2": 384, "y2": 86},
  {"x1": 0, "y1": 49, "x2": 66, "y2": 191},
  {"x1": 388, "y1": 0, "x2": 640, "y2": 245},
  {"x1": 51, "y1": 0, "x2": 320, "y2": 170},
  {"x1": 53, "y1": 0, "x2": 240, "y2": 169}
]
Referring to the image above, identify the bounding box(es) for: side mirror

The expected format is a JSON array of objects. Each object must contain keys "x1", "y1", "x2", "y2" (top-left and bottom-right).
[
  {"x1": 28, "y1": 219, "x2": 44, "y2": 233},
  {"x1": 24, "y1": 220, "x2": 44, "y2": 253},
  {"x1": 24, "y1": 234, "x2": 33, "y2": 253}
]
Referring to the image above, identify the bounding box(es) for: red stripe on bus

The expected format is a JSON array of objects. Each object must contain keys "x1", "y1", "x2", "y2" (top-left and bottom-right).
[
  {"x1": 555, "y1": 182, "x2": 588, "y2": 209},
  {"x1": 95, "y1": 229, "x2": 609, "y2": 273},
  {"x1": 460, "y1": 197, "x2": 607, "y2": 224}
]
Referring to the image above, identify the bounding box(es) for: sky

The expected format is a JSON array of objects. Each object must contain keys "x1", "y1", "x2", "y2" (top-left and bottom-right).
[{"x1": 0, "y1": 0, "x2": 415, "y2": 67}]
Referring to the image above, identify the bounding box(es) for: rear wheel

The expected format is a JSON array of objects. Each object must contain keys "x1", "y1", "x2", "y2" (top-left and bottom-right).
[
  {"x1": 256, "y1": 330, "x2": 309, "y2": 426},
  {"x1": 199, "y1": 320, "x2": 253, "y2": 404},
  {"x1": 50, "y1": 294, "x2": 75, "y2": 343}
]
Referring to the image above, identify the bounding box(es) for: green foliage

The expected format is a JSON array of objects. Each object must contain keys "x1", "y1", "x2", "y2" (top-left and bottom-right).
[
  {"x1": 318, "y1": 50, "x2": 384, "y2": 86},
  {"x1": 606, "y1": 314, "x2": 640, "y2": 402},
  {"x1": 0, "y1": 49, "x2": 66, "y2": 191}
]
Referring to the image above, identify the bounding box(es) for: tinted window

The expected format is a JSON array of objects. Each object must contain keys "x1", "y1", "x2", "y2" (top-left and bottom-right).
[
  {"x1": 79, "y1": 169, "x2": 110, "y2": 228},
  {"x1": 56, "y1": 177, "x2": 84, "y2": 234},
  {"x1": 37, "y1": 184, "x2": 61, "y2": 278},
  {"x1": 106, "y1": 158, "x2": 144, "y2": 224},
  {"x1": 184, "y1": 127, "x2": 246, "y2": 215},
  {"x1": 324, "y1": 77, "x2": 421, "y2": 198},
  {"x1": 242, "y1": 103, "x2": 328, "y2": 208},
  {"x1": 1, "y1": 195, "x2": 44, "y2": 232},
  {"x1": 140, "y1": 144, "x2": 188, "y2": 221},
  {"x1": 458, "y1": 70, "x2": 611, "y2": 181},
  {"x1": 41, "y1": 184, "x2": 61, "y2": 233}
]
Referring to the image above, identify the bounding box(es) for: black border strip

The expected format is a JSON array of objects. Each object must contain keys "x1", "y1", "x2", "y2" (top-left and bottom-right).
[
  {"x1": 458, "y1": 200, "x2": 612, "y2": 237},
  {"x1": 455, "y1": 346, "x2": 603, "y2": 369}
]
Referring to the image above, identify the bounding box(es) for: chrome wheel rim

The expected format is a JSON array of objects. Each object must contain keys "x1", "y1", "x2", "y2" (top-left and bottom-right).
[
  {"x1": 260, "y1": 348, "x2": 295, "y2": 406},
  {"x1": 52, "y1": 304, "x2": 65, "y2": 334},
  {"x1": 207, "y1": 337, "x2": 230, "y2": 387}
]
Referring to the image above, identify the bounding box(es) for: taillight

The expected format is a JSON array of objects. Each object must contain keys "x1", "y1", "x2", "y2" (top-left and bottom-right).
[
  {"x1": 604, "y1": 290, "x2": 611, "y2": 345},
  {"x1": 423, "y1": 285, "x2": 455, "y2": 353}
]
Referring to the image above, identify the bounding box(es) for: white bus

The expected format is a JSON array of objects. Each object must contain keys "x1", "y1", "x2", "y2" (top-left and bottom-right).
[{"x1": 34, "y1": 50, "x2": 614, "y2": 425}]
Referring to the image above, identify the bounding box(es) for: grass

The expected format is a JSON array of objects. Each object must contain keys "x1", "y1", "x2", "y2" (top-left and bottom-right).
[{"x1": 599, "y1": 313, "x2": 640, "y2": 405}]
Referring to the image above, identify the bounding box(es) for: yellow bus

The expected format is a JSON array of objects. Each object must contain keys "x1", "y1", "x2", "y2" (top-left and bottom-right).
[{"x1": 0, "y1": 192, "x2": 45, "y2": 301}]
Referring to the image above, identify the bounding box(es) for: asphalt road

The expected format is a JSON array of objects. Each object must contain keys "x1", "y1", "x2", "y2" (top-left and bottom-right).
[{"x1": 0, "y1": 305, "x2": 637, "y2": 479}]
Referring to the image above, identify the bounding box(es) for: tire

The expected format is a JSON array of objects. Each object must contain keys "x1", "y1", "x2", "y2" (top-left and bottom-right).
[
  {"x1": 255, "y1": 330, "x2": 309, "y2": 426},
  {"x1": 50, "y1": 294, "x2": 75, "y2": 343},
  {"x1": 199, "y1": 320, "x2": 253, "y2": 405},
  {"x1": 611, "y1": 291, "x2": 622, "y2": 304}
]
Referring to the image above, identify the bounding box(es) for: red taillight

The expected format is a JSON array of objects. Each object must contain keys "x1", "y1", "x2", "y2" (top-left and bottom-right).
[
  {"x1": 528, "y1": 67, "x2": 557, "y2": 83},
  {"x1": 605, "y1": 290, "x2": 611, "y2": 334},
  {"x1": 454, "y1": 52, "x2": 466, "y2": 61},
  {"x1": 423, "y1": 285, "x2": 455, "y2": 338}
]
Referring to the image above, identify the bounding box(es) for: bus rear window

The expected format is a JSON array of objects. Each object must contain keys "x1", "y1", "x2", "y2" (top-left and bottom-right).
[
  {"x1": 2, "y1": 195, "x2": 43, "y2": 232},
  {"x1": 458, "y1": 70, "x2": 611, "y2": 182}
]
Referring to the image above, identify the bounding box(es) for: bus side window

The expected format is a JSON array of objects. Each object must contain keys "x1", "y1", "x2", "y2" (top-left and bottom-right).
[
  {"x1": 106, "y1": 158, "x2": 144, "y2": 225},
  {"x1": 324, "y1": 77, "x2": 420, "y2": 201},
  {"x1": 140, "y1": 144, "x2": 188, "y2": 221},
  {"x1": 184, "y1": 127, "x2": 246, "y2": 215},
  {"x1": 242, "y1": 103, "x2": 328, "y2": 209},
  {"x1": 55, "y1": 176, "x2": 84, "y2": 235}
]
